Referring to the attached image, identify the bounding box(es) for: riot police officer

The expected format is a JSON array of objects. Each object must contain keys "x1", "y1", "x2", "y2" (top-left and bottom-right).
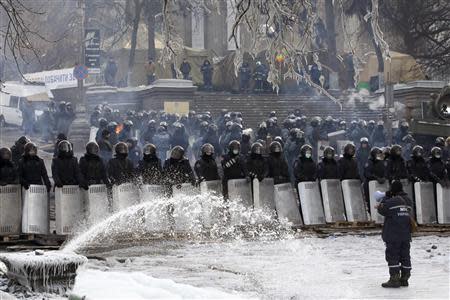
[
  {"x1": 387, "y1": 145, "x2": 408, "y2": 181},
  {"x1": 356, "y1": 137, "x2": 370, "y2": 178},
  {"x1": 163, "y1": 146, "x2": 196, "y2": 187},
  {"x1": 293, "y1": 144, "x2": 317, "y2": 183},
  {"x1": 11, "y1": 136, "x2": 30, "y2": 165},
  {"x1": 338, "y1": 143, "x2": 360, "y2": 180},
  {"x1": 79, "y1": 142, "x2": 109, "y2": 187},
  {"x1": 428, "y1": 147, "x2": 449, "y2": 185},
  {"x1": 137, "y1": 144, "x2": 163, "y2": 185},
  {"x1": 118, "y1": 120, "x2": 134, "y2": 142},
  {"x1": 221, "y1": 140, "x2": 247, "y2": 198},
  {"x1": 96, "y1": 118, "x2": 109, "y2": 143},
  {"x1": 107, "y1": 142, "x2": 135, "y2": 185},
  {"x1": 267, "y1": 141, "x2": 290, "y2": 184},
  {"x1": 18, "y1": 143, "x2": 51, "y2": 192},
  {"x1": 126, "y1": 137, "x2": 141, "y2": 168},
  {"x1": 194, "y1": 143, "x2": 220, "y2": 182},
  {"x1": 363, "y1": 147, "x2": 387, "y2": 209},
  {"x1": 107, "y1": 121, "x2": 118, "y2": 146},
  {"x1": 406, "y1": 146, "x2": 430, "y2": 182},
  {"x1": 51, "y1": 140, "x2": 84, "y2": 189},
  {"x1": 317, "y1": 146, "x2": 339, "y2": 180},
  {"x1": 246, "y1": 142, "x2": 268, "y2": 182},
  {"x1": 0, "y1": 148, "x2": 19, "y2": 185}
]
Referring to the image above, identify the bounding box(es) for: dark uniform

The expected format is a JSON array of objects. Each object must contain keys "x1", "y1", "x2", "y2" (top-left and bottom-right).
[
  {"x1": 293, "y1": 144, "x2": 316, "y2": 183},
  {"x1": 107, "y1": 142, "x2": 135, "y2": 185},
  {"x1": 221, "y1": 140, "x2": 247, "y2": 198},
  {"x1": 163, "y1": 146, "x2": 196, "y2": 187},
  {"x1": 0, "y1": 148, "x2": 19, "y2": 185},
  {"x1": 18, "y1": 143, "x2": 51, "y2": 192},
  {"x1": 427, "y1": 147, "x2": 449, "y2": 184},
  {"x1": 79, "y1": 142, "x2": 110, "y2": 186},
  {"x1": 137, "y1": 144, "x2": 163, "y2": 185},
  {"x1": 51, "y1": 140, "x2": 84, "y2": 189},
  {"x1": 194, "y1": 144, "x2": 220, "y2": 182},
  {"x1": 356, "y1": 137, "x2": 370, "y2": 178},
  {"x1": 387, "y1": 145, "x2": 409, "y2": 181},
  {"x1": 246, "y1": 142, "x2": 268, "y2": 182},
  {"x1": 338, "y1": 143, "x2": 360, "y2": 180},
  {"x1": 267, "y1": 141, "x2": 290, "y2": 184},
  {"x1": 11, "y1": 136, "x2": 30, "y2": 165},
  {"x1": 317, "y1": 146, "x2": 339, "y2": 180},
  {"x1": 406, "y1": 146, "x2": 430, "y2": 182},
  {"x1": 377, "y1": 181, "x2": 413, "y2": 288},
  {"x1": 363, "y1": 147, "x2": 387, "y2": 209}
]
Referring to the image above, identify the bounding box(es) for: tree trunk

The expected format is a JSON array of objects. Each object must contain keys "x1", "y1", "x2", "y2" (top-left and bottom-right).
[
  {"x1": 325, "y1": 0, "x2": 339, "y2": 89},
  {"x1": 128, "y1": 0, "x2": 142, "y2": 86},
  {"x1": 145, "y1": 2, "x2": 156, "y2": 61},
  {"x1": 365, "y1": 20, "x2": 384, "y2": 88}
]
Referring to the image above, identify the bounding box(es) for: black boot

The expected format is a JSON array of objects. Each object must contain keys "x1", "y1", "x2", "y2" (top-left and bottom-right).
[
  {"x1": 381, "y1": 274, "x2": 401, "y2": 288},
  {"x1": 400, "y1": 272, "x2": 410, "y2": 287}
]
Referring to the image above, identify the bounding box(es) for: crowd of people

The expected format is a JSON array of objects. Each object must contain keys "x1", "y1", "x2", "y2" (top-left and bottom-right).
[{"x1": 1, "y1": 105, "x2": 449, "y2": 205}]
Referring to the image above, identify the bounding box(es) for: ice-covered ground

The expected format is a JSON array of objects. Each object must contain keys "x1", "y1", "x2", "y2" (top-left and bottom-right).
[{"x1": 73, "y1": 235, "x2": 449, "y2": 299}]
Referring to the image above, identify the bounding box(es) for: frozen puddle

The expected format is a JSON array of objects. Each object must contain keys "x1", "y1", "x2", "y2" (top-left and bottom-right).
[{"x1": 77, "y1": 235, "x2": 449, "y2": 299}]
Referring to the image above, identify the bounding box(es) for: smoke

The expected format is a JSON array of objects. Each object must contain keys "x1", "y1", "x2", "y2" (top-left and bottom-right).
[{"x1": 343, "y1": 89, "x2": 385, "y2": 111}]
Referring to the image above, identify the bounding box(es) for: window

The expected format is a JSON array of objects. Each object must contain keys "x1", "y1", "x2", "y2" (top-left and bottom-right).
[{"x1": 9, "y1": 96, "x2": 19, "y2": 108}]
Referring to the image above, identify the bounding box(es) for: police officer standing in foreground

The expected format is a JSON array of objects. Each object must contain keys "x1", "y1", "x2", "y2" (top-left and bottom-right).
[{"x1": 376, "y1": 180, "x2": 414, "y2": 288}]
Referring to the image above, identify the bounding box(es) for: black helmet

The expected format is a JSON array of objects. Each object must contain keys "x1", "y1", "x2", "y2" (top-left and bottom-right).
[
  {"x1": 24, "y1": 142, "x2": 38, "y2": 156},
  {"x1": 143, "y1": 144, "x2": 156, "y2": 156},
  {"x1": 269, "y1": 141, "x2": 282, "y2": 154},
  {"x1": 115, "y1": 142, "x2": 129, "y2": 155},
  {"x1": 86, "y1": 142, "x2": 99, "y2": 155},
  {"x1": 99, "y1": 118, "x2": 108, "y2": 128},
  {"x1": 251, "y1": 142, "x2": 264, "y2": 155},
  {"x1": 435, "y1": 137, "x2": 445, "y2": 147},
  {"x1": 390, "y1": 144, "x2": 402, "y2": 157},
  {"x1": 0, "y1": 147, "x2": 12, "y2": 160},
  {"x1": 58, "y1": 140, "x2": 72, "y2": 154},
  {"x1": 273, "y1": 136, "x2": 284, "y2": 146},
  {"x1": 360, "y1": 137, "x2": 369, "y2": 145},
  {"x1": 16, "y1": 136, "x2": 30, "y2": 146},
  {"x1": 107, "y1": 122, "x2": 118, "y2": 130},
  {"x1": 148, "y1": 120, "x2": 156, "y2": 128},
  {"x1": 323, "y1": 146, "x2": 335, "y2": 159},
  {"x1": 431, "y1": 146, "x2": 442, "y2": 159},
  {"x1": 201, "y1": 143, "x2": 215, "y2": 156},
  {"x1": 170, "y1": 146, "x2": 185, "y2": 160},
  {"x1": 383, "y1": 146, "x2": 391, "y2": 159},
  {"x1": 124, "y1": 120, "x2": 133, "y2": 128},
  {"x1": 300, "y1": 144, "x2": 313, "y2": 158},
  {"x1": 412, "y1": 145, "x2": 423, "y2": 158},
  {"x1": 269, "y1": 111, "x2": 276, "y2": 118},
  {"x1": 228, "y1": 140, "x2": 241, "y2": 154},
  {"x1": 344, "y1": 143, "x2": 356, "y2": 156},
  {"x1": 370, "y1": 147, "x2": 383, "y2": 160}
]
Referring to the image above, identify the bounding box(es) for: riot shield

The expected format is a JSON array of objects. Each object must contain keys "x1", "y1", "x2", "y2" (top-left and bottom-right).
[
  {"x1": 55, "y1": 185, "x2": 83, "y2": 235},
  {"x1": 341, "y1": 179, "x2": 369, "y2": 222},
  {"x1": 0, "y1": 185, "x2": 21, "y2": 235},
  {"x1": 320, "y1": 179, "x2": 346, "y2": 222},
  {"x1": 200, "y1": 180, "x2": 222, "y2": 197},
  {"x1": 112, "y1": 183, "x2": 140, "y2": 212},
  {"x1": 437, "y1": 183, "x2": 450, "y2": 224},
  {"x1": 297, "y1": 181, "x2": 326, "y2": 225},
  {"x1": 227, "y1": 179, "x2": 252, "y2": 208},
  {"x1": 83, "y1": 184, "x2": 109, "y2": 225},
  {"x1": 368, "y1": 181, "x2": 389, "y2": 224},
  {"x1": 273, "y1": 183, "x2": 303, "y2": 226},
  {"x1": 140, "y1": 184, "x2": 165, "y2": 202},
  {"x1": 400, "y1": 179, "x2": 414, "y2": 202},
  {"x1": 172, "y1": 183, "x2": 200, "y2": 198},
  {"x1": 200, "y1": 180, "x2": 223, "y2": 228},
  {"x1": 253, "y1": 178, "x2": 276, "y2": 211},
  {"x1": 22, "y1": 185, "x2": 48, "y2": 234},
  {"x1": 414, "y1": 182, "x2": 436, "y2": 225}
]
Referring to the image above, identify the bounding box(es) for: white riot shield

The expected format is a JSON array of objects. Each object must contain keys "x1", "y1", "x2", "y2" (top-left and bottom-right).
[
  {"x1": 320, "y1": 179, "x2": 346, "y2": 222},
  {"x1": 336, "y1": 140, "x2": 352, "y2": 156},
  {"x1": 200, "y1": 180, "x2": 222, "y2": 197},
  {"x1": 273, "y1": 183, "x2": 303, "y2": 226},
  {"x1": 437, "y1": 183, "x2": 450, "y2": 224},
  {"x1": 414, "y1": 182, "x2": 436, "y2": 225},
  {"x1": 368, "y1": 181, "x2": 389, "y2": 224},
  {"x1": 172, "y1": 183, "x2": 200, "y2": 198},
  {"x1": 227, "y1": 179, "x2": 252, "y2": 208},
  {"x1": 400, "y1": 179, "x2": 414, "y2": 202},
  {"x1": 0, "y1": 185, "x2": 21, "y2": 235},
  {"x1": 83, "y1": 184, "x2": 109, "y2": 225},
  {"x1": 55, "y1": 186, "x2": 83, "y2": 235},
  {"x1": 22, "y1": 185, "x2": 48, "y2": 234},
  {"x1": 253, "y1": 178, "x2": 276, "y2": 211},
  {"x1": 297, "y1": 181, "x2": 325, "y2": 225},
  {"x1": 89, "y1": 127, "x2": 99, "y2": 142},
  {"x1": 317, "y1": 140, "x2": 330, "y2": 159},
  {"x1": 200, "y1": 180, "x2": 223, "y2": 228},
  {"x1": 140, "y1": 184, "x2": 165, "y2": 202},
  {"x1": 112, "y1": 183, "x2": 140, "y2": 212},
  {"x1": 341, "y1": 180, "x2": 369, "y2": 222}
]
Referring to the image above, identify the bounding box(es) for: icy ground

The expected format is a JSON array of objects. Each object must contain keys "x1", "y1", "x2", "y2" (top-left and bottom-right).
[{"x1": 71, "y1": 235, "x2": 449, "y2": 299}]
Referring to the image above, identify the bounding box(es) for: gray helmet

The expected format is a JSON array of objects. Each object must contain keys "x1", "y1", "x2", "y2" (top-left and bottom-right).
[
  {"x1": 115, "y1": 142, "x2": 129, "y2": 155},
  {"x1": 143, "y1": 144, "x2": 156, "y2": 156},
  {"x1": 269, "y1": 141, "x2": 282, "y2": 153},
  {"x1": 201, "y1": 143, "x2": 215, "y2": 156},
  {"x1": 0, "y1": 147, "x2": 12, "y2": 160},
  {"x1": 170, "y1": 146, "x2": 185, "y2": 160},
  {"x1": 58, "y1": 140, "x2": 72, "y2": 154},
  {"x1": 86, "y1": 142, "x2": 99, "y2": 155}
]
